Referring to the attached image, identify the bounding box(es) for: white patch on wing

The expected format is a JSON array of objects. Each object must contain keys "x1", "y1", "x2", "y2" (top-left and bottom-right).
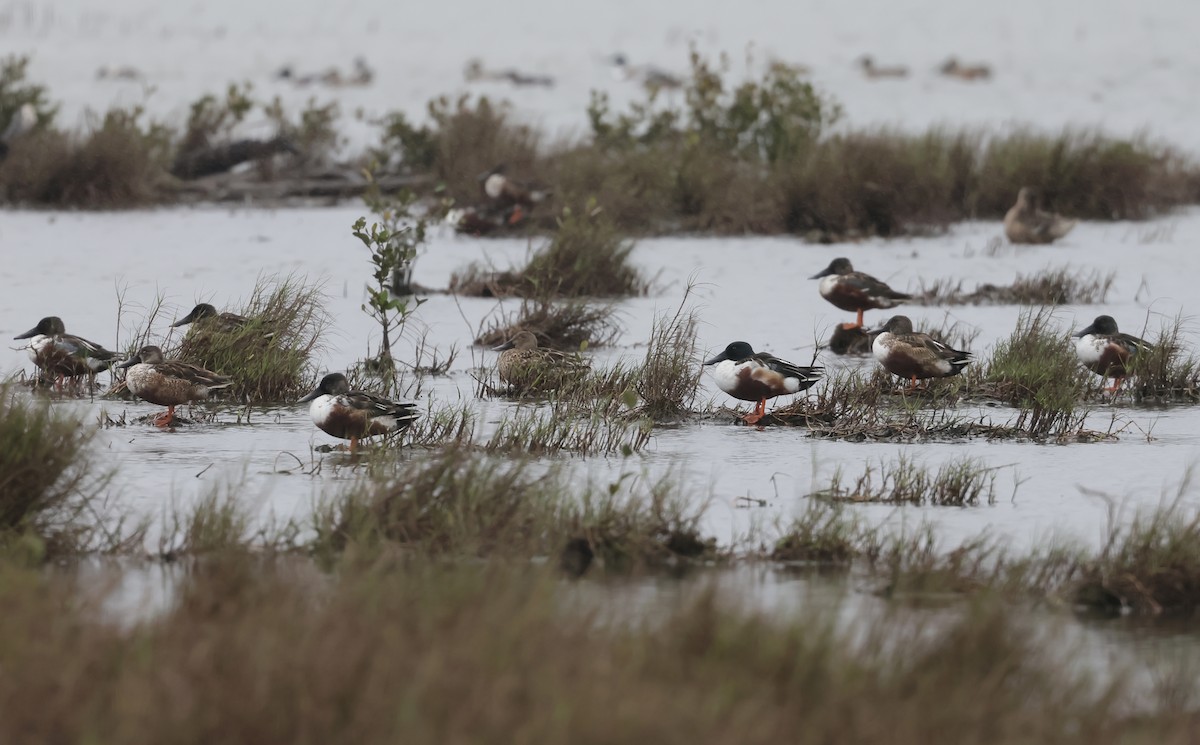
[{"x1": 1075, "y1": 335, "x2": 1105, "y2": 365}]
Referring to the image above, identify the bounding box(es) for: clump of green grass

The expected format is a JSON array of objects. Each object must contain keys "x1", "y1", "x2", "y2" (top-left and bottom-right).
[
  {"x1": 451, "y1": 201, "x2": 647, "y2": 298},
  {"x1": 172, "y1": 274, "x2": 330, "y2": 401},
  {"x1": 631, "y1": 285, "x2": 703, "y2": 419},
  {"x1": 969, "y1": 307, "x2": 1090, "y2": 439},
  {"x1": 0, "y1": 385, "x2": 113, "y2": 558},
  {"x1": 1071, "y1": 486, "x2": 1200, "y2": 615},
  {"x1": 1125, "y1": 315, "x2": 1200, "y2": 403},
  {"x1": 313, "y1": 445, "x2": 710, "y2": 570},
  {"x1": 816, "y1": 454, "x2": 998, "y2": 507},
  {"x1": 485, "y1": 401, "x2": 652, "y2": 456},
  {"x1": 771, "y1": 499, "x2": 874, "y2": 563},
  {"x1": 474, "y1": 297, "x2": 621, "y2": 350},
  {"x1": 916, "y1": 267, "x2": 1114, "y2": 306}
]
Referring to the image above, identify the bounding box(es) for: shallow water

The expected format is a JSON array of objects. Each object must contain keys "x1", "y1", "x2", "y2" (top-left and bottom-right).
[{"x1": 5, "y1": 206, "x2": 1200, "y2": 557}]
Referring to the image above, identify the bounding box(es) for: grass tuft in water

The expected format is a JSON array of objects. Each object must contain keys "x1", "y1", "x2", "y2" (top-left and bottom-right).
[
  {"x1": 916, "y1": 267, "x2": 1115, "y2": 306},
  {"x1": 474, "y1": 297, "x2": 621, "y2": 350},
  {"x1": 816, "y1": 454, "x2": 998, "y2": 506},
  {"x1": 172, "y1": 274, "x2": 330, "y2": 401},
  {"x1": 1124, "y1": 314, "x2": 1200, "y2": 403},
  {"x1": 0, "y1": 385, "x2": 114, "y2": 558}
]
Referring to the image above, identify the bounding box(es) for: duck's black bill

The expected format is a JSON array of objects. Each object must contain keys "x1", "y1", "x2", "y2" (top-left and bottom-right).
[
  {"x1": 115, "y1": 356, "x2": 140, "y2": 370},
  {"x1": 297, "y1": 388, "x2": 322, "y2": 403},
  {"x1": 702, "y1": 351, "x2": 729, "y2": 366},
  {"x1": 493, "y1": 340, "x2": 516, "y2": 352},
  {"x1": 13, "y1": 326, "x2": 40, "y2": 340},
  {"x1": 170, "y1": 309, "x2": 200, "y2": 327},
  {"x1": 1071, "y1": 325, "x2": 1095, "y2": 339},
  {"x1": 808, "y1": 266, "x2": 835, "y2": 280}
]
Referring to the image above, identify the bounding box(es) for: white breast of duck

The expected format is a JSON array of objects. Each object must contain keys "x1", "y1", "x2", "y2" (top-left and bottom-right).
[
  {"x1": 817, "y1": 274, "x2": 841, "y2": 300},
  {"x1": 123, "y1": 363, "x2": 160, "y2": 399},
  {"x1": 483, "y1": 173, "x2": 507, "y2": 200},
  {"x1": 709, "y1": 358, "x2": 804, "y2": 400},
  {"x1": 308, "y1": 393, "x2": 411, "y2": 439},
  {"x1": 1073, "y1": 333, "x2": 1109, "y2": 367}
]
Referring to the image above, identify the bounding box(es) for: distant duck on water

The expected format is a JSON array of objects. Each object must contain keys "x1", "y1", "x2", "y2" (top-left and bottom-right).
[{"x1": 1004, "y1": 187, "x2": 1076, "y2": 245}]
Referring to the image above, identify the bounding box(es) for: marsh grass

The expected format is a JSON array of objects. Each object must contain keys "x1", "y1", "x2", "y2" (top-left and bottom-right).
[
  {"x1": 313, "y1": 445, "x2": 711, "y2": 570},
  {"x1": 771, "y1": 500, "x2": 874, "y2": 563},
  {"x1": 485, "y1": 401, "x2": 652, "y2": 456},
  {"x1": 474, "y1": 297, "x2": 622, "y2": 350},
  {"x1": 817, "y1": 454, "x2": 998, "y2": 507},
  {"x1": 916, "y1": 267, "x2": 1115, "y2": 306},
  {"x1": 968, "y1": 307, "x2": 1090, "y2": 438},
  {"x1": 1124, "y1": 315, "x2": 1200, "y2": 403},
  {"x1": 1071, "y1": 482, "x2": 1200, "y2": 615},
  {"x1": 0, "y1": 107, "x2": 172, "y2": 208},
  {"x1": 5, "y1": 558, "x2": 1179, "y2": 743},
  {"x1": 172, "y1": 274, "x2": 330, "y2": 401},
  {"x1": 0, "y1": 385, "x2": 115, "y2": 558},
  {"x1": 633, "y1": 286, "x2": 703, "y2": 420},
  {"x1": 452, "y1": 202, "x2": 647, "y2": 298}
]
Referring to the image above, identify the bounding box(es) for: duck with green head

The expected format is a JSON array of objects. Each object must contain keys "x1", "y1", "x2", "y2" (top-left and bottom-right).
[
  {"x1": 298, "y1": 373, "x2": 419, "y2": 453},
  {"x1": 14, "y1": 316, "x2": 118, "y2": 389},
  {"x1": 870, "y1": 315, "x2": 972, "y2": 391}
]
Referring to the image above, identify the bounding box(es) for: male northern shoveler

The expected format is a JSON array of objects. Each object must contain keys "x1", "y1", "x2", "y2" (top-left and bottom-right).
[
  {"x1": 494, "y1": 331, "x2": 590, "y2": 392},
  {"x1": 479, "y1": 166, "x2": 549, "y2": 225},
  {"x1": 14, "y1": 316, "x2": 118, "y2": 388},
  {"x1": 298, "y1": 372, "x2": 419, "y2": 453},
  {"x1": 116, "y1": 345, "x2": 233, "y2": 427},
  {"x1": 171, "y1": 303, "x2": 251, "y2": 333},
  {"x1": 871, "y1": 315, "x2": 972, "y2": 389},
  {"x1": 703, "y1": 341, "x2": 823, "y2": 425},
  {"x1": 1072, "y1": 315, "x2": 1152, "y2": 392},
  {"x1": 1004, "y1": 187, "x2": 1076, "y2": 245},
  {"x1": 810, "y1": 257, "x2": 912, "y2": 329}
]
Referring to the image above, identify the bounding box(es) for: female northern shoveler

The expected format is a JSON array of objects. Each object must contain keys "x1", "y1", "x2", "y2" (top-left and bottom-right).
[
  {"x1": 171, "y1": 303, "x2": 251, "y2": 333},
  {"x1": 810, "y1": 257, "x2": 911, "y2": 329},
  {"x1": 14, "y1": 316, "x2": 118, "y2": 388},
  {"x1": 1004, "y1": 187, "x2": 1076, "y2": 245},
  {"x1": 298, "y1": 372, "x2": 419, "y2": 452},
  {"x1": 1072, "y1": 315, "x2": 1152, "y2": 392},
  {"x1": 494, "y1": 331, "x2": 589, "y2": 392},
  {"x1": 116, "y1": 345, "x2": 233, "y2": 427},
  {"x1": 703, "y1": 341, "x2": 823, "y2": 425},
  {"x1": 871, "y1": 316, "x2": 972, "y2": 389}
]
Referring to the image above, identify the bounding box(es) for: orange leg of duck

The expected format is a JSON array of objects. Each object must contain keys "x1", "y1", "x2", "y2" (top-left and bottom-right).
[
  {"x1": 349, "y1": 436, "x2": 360, "y2": 454},
  {"x1": 508, "y1": 205, "x2": 526, "y2": 225},
  {"x1": 742, "y1": 398, "x2": 767, "y2": 425},
  {"x1": 905, "y1": 375, "x2": 921, "y2": 393},
  {"x1": 153, "y1": 406, "x2": 176, "y2": 428},
  {"x1": 1106, "y1": 377, "x2": 1124, "y2": 394},
  {"x1": 853, "y1": 309, "x2": 865, "y2": 329}
]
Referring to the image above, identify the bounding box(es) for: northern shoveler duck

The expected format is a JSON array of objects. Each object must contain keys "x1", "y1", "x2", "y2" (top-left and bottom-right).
[
  {"x1": 826, "y1": 324, "x2": 875, "y2": 356},
  {"x1": 116, "y1": 345, "x2": 233, "y2": 427},
  {"x1": 1072, "y1": 315, "x2": 1152, "y2": 392},
  {"x1": 870, "y1": 316, "x2": 972, "y2": 389},
  {"x1": 479, "y1": 165, "x2": 549, "y2": 225},
  {"x1": 810, "y1": 257, "x2": 912, "y2": 329},
  {"x1": 856, "y1": 55, "x2": 908, "y2": 79},
  {"x1": 171, "y1": 303, "x2": 251, "y2": 333},
  {"x1": 14, "y1": 316, "x2": 118, "y2": 388},
  {"x1": 494, "y1": 331, "x2": 589, "y2": 392},
  {"x1": 1004, "y1": 187, "x2": 1076, "y2": 245},
  {"x1": 938, "y1": 57, "x2": 992, "y2": 81},
  {"x1": 298, "y1": 372, "x2": 419, "y2": 452},
  {"x1": 703, "y1": 341, "x2": 823, "y2": 425}
]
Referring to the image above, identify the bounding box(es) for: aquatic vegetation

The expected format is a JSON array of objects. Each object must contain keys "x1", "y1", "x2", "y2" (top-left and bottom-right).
[
  {"x1": 816, "y1": 454, "x2": 998, "y2": 507},
  {"x1": 771, "y1": 499, "x2": 874, "y2": 563},
  {"x1": 172, "y1": 274, "x2": 331, "y2": 401},
  {"x1": 632, "y1": 286, "x2": 703, "y2": 420},
  {"x1": 452, "y1": 200, "x2": 646, "y2": 298},
  {"x1": 1124, "y1": 314, "x2": 1200, "y2": 402},
  {"x1": 0, "y1": 385, "x2": 113, "y2": 558},
  {"x1": 485, "y1": 401, "x2": 652, "y2": 456},
  {"x1": 313, "y1": 445, "x2": 707, "y2": 568},
  {"x1": 474, "y1": 297, "x2": 622, "y2": 350},
  {"x1": 915, "y1": 266, "x2": 1114, "y2": 306},
  {"x1": 968, "y1": 307, "x2": 1091, "y2": 439}
]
